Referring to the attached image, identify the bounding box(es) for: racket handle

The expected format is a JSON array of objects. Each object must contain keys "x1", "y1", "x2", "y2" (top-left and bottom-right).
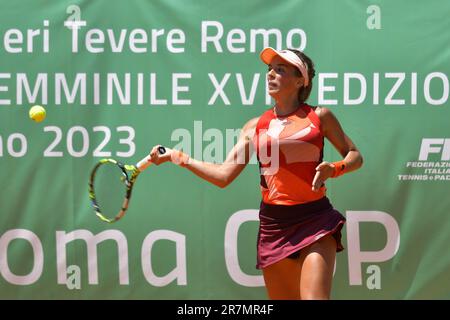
[{"x1": 136, "y1": 146, "x2": 166, "y2": 171}]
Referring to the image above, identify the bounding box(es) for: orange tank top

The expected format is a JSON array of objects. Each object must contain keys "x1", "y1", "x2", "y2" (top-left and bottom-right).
[{"x1": 253, "y1": 103, "x2": 326, "y2": 205}]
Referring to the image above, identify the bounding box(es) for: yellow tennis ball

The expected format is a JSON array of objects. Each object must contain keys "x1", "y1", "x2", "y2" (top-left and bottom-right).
[{"x1": 29, "y1": 105, "x2": 46, "y2": 122}]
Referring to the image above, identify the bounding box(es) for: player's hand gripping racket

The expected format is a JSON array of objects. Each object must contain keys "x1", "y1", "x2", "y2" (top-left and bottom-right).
[{"x1": 88, "y1": 146, "x2": 166, "y2": 223}]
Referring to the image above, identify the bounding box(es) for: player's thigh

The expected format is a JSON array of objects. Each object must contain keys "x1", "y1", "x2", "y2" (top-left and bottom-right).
[
  {"x1": 262, "y1": 256, "x2": 302, "y2": 300},
  {"x1": 298, "y1": 234, "x2": 337, "y2": 300}
]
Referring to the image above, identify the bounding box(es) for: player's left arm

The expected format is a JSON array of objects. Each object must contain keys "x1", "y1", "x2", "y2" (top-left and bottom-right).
[{"x1": 312, "y1": 107, "x2": 363, "y2": 191}]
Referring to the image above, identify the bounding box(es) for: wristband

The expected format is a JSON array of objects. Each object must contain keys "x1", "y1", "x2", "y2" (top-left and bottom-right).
[
  {"x1": 331, "y1": 160, "x2": 347, "y2": 178},
  {"x1": 171, "y1": 150, "x2": 190, "y2": 167}
]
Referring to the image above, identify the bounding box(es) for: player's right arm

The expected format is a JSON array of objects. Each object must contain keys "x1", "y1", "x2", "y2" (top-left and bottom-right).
[{"x1": 149, "y1": 117, "x2": 259, "y2": 188}]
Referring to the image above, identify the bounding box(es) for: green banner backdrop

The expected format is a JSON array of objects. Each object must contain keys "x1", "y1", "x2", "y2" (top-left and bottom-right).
[{"x1": 0, "y1": 0, "x2": 449, "y2": 299}]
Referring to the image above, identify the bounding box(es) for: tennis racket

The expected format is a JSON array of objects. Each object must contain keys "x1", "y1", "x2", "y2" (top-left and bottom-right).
[{"x1": 88, "y1": 146, "x2": 166, "y2": 223}]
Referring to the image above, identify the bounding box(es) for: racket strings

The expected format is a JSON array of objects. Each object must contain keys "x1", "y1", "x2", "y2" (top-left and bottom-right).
[{"x1": 91, "y1": 161, "x2": 131, "y2": 222}]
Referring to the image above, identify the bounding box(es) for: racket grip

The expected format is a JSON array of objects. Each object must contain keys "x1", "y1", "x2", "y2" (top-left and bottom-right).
[{"x1": 136, "y1": 146, "x2": 166, "y2": 171}]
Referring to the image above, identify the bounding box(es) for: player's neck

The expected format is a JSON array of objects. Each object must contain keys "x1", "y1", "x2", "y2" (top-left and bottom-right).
[{"x1": 273, "y1": 96, "x2": 300, "y2": 116}]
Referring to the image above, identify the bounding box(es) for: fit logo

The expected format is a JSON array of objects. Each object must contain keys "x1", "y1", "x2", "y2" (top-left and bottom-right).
[{"x1": 418, "y1": 138, "x2": 450, "y2": 161}]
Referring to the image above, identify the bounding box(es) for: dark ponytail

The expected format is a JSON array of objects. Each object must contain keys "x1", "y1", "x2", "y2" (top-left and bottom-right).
[{"x1": 287, "y1": 49, "x2": 316, "y2": 104}]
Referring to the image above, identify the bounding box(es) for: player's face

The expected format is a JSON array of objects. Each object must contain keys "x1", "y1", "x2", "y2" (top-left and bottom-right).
[{"x1": 267, "y1": 55, "x2": 303, "y2": 99}]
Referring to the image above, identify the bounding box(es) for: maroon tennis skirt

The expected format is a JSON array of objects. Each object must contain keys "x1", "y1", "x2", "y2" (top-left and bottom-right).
[{"x1": 256, "y1": 196, "x2": 345, "y2": 269}]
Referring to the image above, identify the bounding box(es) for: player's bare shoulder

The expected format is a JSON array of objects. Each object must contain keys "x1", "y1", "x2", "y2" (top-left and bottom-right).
[
  {"x1": 315, "y1": 106, "x2": 338, "y2": 123},
  {"x1": 313, "y1": 105, "x2": 329, "y2": 118},
  {"x1": 241, "y1": 117, "x2": 259, "y2": 141},
  {"x1": 314, "y1": 106, "x2": 342, "y2": 136}
]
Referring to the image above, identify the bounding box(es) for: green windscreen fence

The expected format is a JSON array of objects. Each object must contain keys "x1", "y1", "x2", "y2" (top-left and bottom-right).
[{"x1": 0, "y1": 0, "x2": 449, "y2": 299}]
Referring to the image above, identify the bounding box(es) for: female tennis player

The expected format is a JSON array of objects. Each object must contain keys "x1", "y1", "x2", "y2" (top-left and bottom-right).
[{"x1": 149, "y1": 47, "x2": 363, "y2": 300}]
